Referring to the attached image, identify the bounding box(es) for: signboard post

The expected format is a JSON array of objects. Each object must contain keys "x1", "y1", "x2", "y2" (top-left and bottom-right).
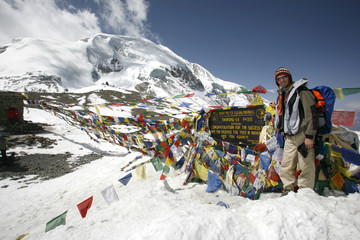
[{"x1": 208, "y1": 106, "x2": 265, "y2": 146}]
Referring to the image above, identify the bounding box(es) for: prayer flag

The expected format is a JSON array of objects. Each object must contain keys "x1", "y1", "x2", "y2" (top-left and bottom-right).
[
  {"x1": 154, "y1": 97, "x2": 165, "y2": 101},
  {"x1": 331, "y1": 172, "x2": 345, "y2": 190},
  {"x1": 77, "y1": 196, "x2": 93, "y2": 218},
  {"x1": 341, "y1": 147, "x2": 360, "y2": 166},
  {"x1": 155, "y1": 143, "x2": 165, "y2": 153},
  {"x1": 252, "y1": 85, "x2": 267, "y2": 94},
  {"x1": 94, "y1": 106, "x2": 103, "y2": 123},
  {"x1": 343, "y1": 177, "x2": 359, "y2": 194},
  {"x1": 332, "y1": 110, "x2": 355, "y2": 126},
  {"x1": 165, "y1": 150, "x2": 175, "y2": 166},
  {"x1": 119, "y1": 173, "x2": 132, "y2": 186},
  {"x1": 333, "y1": 88, "x2": 344, "y2": 99},
  {"x1": 328, "y1": 143, "x2": 342, "y2": 158},
  {"x1": 266, "y1": 165, "x2": 280, "y2": 182},
  {"x1": 245, "y1": 187, "x2": 256, "y2": 200},
  {"x1": 247, "y1": 173, "x2": 256, "y2": 184},
  {"x1": 150, "y1": 157, "x2": 163, "y2": 172},
  {"x1": 206, "y1": 171, "x2": 222, "y2": 192},
  {"x1": 162, "y1": 165, "x2": 170, "y2": 174},
  {"x1": 45, "y1": 211, "x2": 67, "y2": 232},
  {"x1": 176, "y1": 156, "x2": 185, "y2": 168},
  {"x1": 216, "y1": 201, "x2": 229, "y2": 209},
  {"x1": 160, "y1": 173, "x2": 167, "y2": 180},
  {"x1": 101, "y1": 185, "x2": 119, "y2": 206},
  {"x1": 178, "y1": 102, "x2": 193, "y2": 107},
  {"x1": 174, "y1": 94, "x2": 186, "y2": 99},
  {"x1": 228, "y1": 144, "x2": 238, "y2": 154},
  {"x1": 194, "y1": 163, "x2": 209, "y2": 181},
  {"x1": 259, "y1": 154, "x2": 271, "y2": 171},
  {"x1": 134, "y1": 165, "x2": 147, "y2": 180},
  {"x1": 137, "y1": 103, "x2": 148, "y2": 108},
  {"x1": 250, "y1": 93, "x2": 264, "y2": 105},
  {"x1": 342, "y1": 88, "x2": 360, "y2": 96},
  {"x1": 184, "y1": 93, "x2": 195, "y2": 98}
]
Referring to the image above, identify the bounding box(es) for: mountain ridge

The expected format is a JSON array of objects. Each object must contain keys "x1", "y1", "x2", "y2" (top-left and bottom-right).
[{"x1": 0, "y1": 33, "x2": 252, "y2": 107}]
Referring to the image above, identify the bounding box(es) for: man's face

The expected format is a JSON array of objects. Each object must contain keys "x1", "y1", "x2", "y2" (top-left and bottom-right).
[{"x1": 276, "y1": 74, "x2": 291, "y2": 89}]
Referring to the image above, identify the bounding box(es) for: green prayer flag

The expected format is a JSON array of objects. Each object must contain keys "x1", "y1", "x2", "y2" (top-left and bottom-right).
[
  {"x1": 342, "y1": 88, "x2": 360, "y2": 96},
  {"x1": 242, "y1": 180, "x2": 252, "y2": 194},
  {"x1": 45, "y1": 211, "x2": 67, "y2": 233},
  {"x1": 150, "y1": 157, "x2": 163, "y2": 172},
  {"x1": 173, "y1": 94, "x2": 186, "y2": 99},
  {"x1": 155, "y1": 144, "x2": 165, "y2": 153},
  {"x1": 162, "y1": 165, "x2": 170, "y2": 174},
  {"x1": 237, "y1": 89, "x2": 253, "y2": 94}
]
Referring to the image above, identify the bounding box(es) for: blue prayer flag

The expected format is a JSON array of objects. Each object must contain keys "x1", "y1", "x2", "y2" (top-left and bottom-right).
[
  {"x1": 206, "y1": 171, "x2": 222, "y2": 192},
  {"x1": 259, "y1": 154, "x2": 272, "y2": 171},
  {"x1": 343, "y1": 177, "x2": 359, "y2": 194},
  {"x1": 341, "y1": 147, "x2": 360, "y2": 166},
  {"x1": 119, "y1": 173, "x2": 132, "y2": 186}
]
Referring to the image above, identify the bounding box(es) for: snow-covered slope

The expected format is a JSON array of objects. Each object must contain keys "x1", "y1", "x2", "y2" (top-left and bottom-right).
[
  {"x1": 1, "y1": 107, "x2": 360, "y2": 240},
  {"x1": 0, "y1": 34, "x2": 250, "y2": 107}
]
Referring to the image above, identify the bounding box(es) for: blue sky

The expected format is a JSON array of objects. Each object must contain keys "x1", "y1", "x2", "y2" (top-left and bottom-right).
[
  {"x1": 146, "y1": 0, "x2": 360, "y2": 111},
  {"x1": 1, "y1": 0, "x2": 359, "y2": 110}
]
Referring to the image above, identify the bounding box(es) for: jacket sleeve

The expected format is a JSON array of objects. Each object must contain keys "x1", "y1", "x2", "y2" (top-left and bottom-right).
[{"x1": 300, "y1": 90, "x2": 317, "y2": 140}]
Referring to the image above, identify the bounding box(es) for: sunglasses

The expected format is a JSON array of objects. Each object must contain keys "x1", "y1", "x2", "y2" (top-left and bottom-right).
[{"x1": 276, "y1": 75, "x2": 288, "y2": 82}]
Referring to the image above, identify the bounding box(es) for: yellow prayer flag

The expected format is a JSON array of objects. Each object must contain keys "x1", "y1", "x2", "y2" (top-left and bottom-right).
[
  {"x1": 333, "y1": 88, "x2": 344, "y2": 100},
  {"x1": 204, "y1": 146, "x2": 214, "y2": 154},
  {"x1": 331, "y1": 172, "x2": 345, "y2": 190},
  {"x1": 193, "y1": 163, "x2": 208, "y2": 181},
  {"x1": 165, "y1": 157, "x2": 173, "y2": 166},
  {"x1": 327, "y1": 143, "x2": 342, "y2": 158},
  {"x1": 270, "y1": 179, "x2": 279, "y2": 186},
  {"x1": 338, "y1": 166, "x2": 353, "y2": 179},
  {"x1": 265, "y1": 106, "x2": 276, "y2": 116},
  {"x1": 135, "y1": 165, "x2": 147, "y2": 180},
  {"x1": 94, "y1": 106, "x2": 103, "y2": 123},
  {"x1": 250, "y1": 93, "x2": 264, "y2": 106}
]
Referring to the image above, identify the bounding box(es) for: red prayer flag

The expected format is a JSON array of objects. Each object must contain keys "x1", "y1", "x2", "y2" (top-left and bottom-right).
[
  {"x1": 332, "y1": 110, "x2": 355, "y2": 126},
  {"x1": 160, "y1": 173, "x2": 167, "y2": 180},
  {"x1": 110, "y1": 103, "x2": 124, "y2": 106},
  {"x1": 209, "y1": 106, "x2": 223, "y2": 109},
  {"x1": 248, "y1": 173, "x2": 256, "y2": 184},
  {"x1": 184, "y1": 93, "x2": 195, "y2": 98},
  {"x1": 77, "y1": 196, "x2": 93, "y2": 218},
  {"x1": 163, "y1": 148, "x2": 170, "y2": 157},
  {"x1": 252, "y1": 85, "x2": 267, "y2": 94}
]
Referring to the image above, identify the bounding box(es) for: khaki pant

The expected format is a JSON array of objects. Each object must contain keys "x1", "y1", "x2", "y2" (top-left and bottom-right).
[{"x1": 280, "y1": 133, "x2": 315, "y2": 191}]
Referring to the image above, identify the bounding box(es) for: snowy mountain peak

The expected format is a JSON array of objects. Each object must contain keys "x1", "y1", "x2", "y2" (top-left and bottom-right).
[{"x1": 0, "y1": 34, "x2": 250, "y2": 106}]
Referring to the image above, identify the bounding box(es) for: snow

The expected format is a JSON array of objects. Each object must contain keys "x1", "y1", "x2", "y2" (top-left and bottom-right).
[
  {"x1": 1, "y1": 107, "x2": 360, "y2": 240},
  {"x1": 0, "y1": 34, "x2": 250, "y2": 108}
]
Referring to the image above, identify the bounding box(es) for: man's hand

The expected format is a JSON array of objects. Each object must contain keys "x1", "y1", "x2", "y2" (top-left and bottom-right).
[{"x1": 305, "y1": 138, "x2": 314, "y2": 150}]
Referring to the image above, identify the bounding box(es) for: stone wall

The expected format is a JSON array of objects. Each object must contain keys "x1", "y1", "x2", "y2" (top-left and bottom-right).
[{"x1": 0, "y1": 92, "x2": 25, "y2": 125}]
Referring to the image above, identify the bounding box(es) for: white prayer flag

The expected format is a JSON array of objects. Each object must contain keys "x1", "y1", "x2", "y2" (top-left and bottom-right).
[{"x1": 101, "y1": 184, "x2": 119, "y2": 206}]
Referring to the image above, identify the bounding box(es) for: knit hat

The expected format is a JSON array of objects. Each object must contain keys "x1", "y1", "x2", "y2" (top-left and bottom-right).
[{"x1": 275, "y1": 67, "x2": 292, "y2": 87}]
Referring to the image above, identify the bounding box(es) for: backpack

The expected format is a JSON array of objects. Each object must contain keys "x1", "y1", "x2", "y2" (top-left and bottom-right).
[{"x1": 310, "y1": 86, "x2": 336, "y2": 135}]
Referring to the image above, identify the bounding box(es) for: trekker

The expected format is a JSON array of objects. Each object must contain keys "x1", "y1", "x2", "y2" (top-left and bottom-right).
[{"x1": 274, "y1": 67, "x2": 317, "y2": 196}]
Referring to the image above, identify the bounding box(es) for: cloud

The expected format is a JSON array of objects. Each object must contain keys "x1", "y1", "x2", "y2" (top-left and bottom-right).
[
  {"x1": 95, "y1": 0, "x2": 150, "y2": 37},
  {"x1": 0, "y1": 0, "x2": 153, "y2": 45}
]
